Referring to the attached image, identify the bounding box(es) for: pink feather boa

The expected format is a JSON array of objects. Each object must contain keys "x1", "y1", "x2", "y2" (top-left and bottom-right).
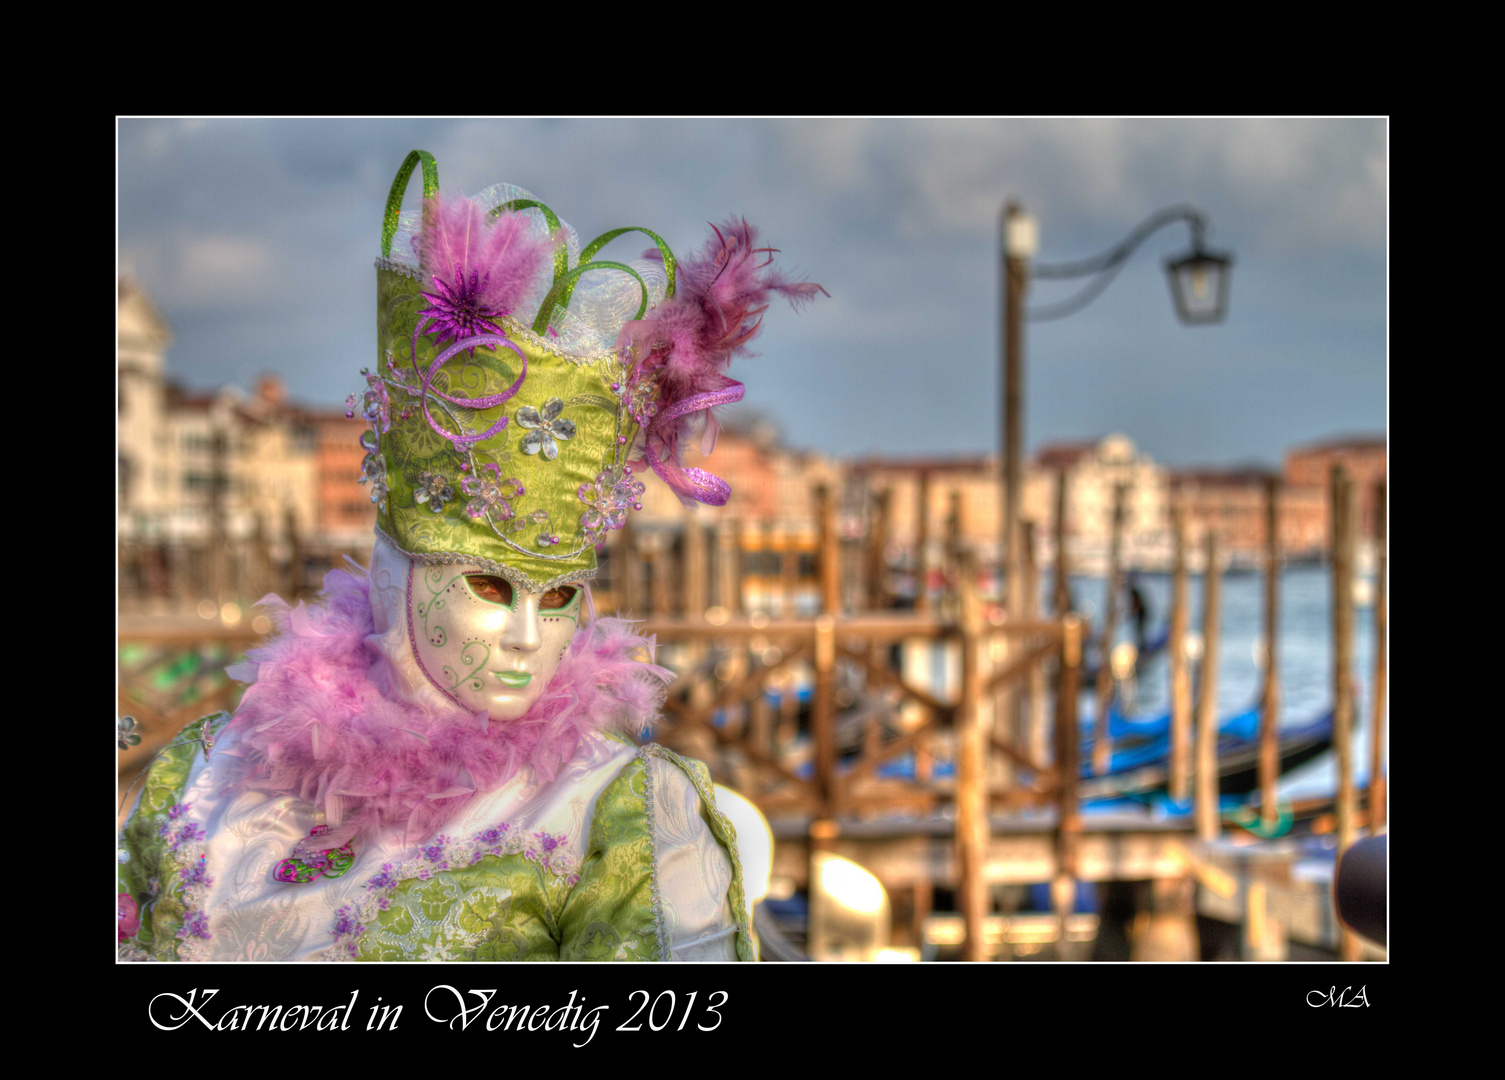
[{"x1": 217, "y1": 566, "x2": 673, "y2": 851}]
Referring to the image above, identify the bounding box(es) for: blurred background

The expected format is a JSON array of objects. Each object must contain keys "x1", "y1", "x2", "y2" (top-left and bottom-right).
[{"x1": 117, "y1": 117, "x2": 1386, "y2": 962}]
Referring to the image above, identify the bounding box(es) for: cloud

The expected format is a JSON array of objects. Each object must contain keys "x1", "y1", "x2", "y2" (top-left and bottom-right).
[
  {"x1": 117, "y1": 119, "x2": 1385, "y2": 467},
  {"x1": 771, "y1": 118, "x2": 1386, "y2": 256},
  {"x1": 170, "y1": 234, "x2": 278, "y2": 304}
]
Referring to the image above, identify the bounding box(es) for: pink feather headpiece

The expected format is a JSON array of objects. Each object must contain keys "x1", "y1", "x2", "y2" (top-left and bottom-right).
[
  {"x1": 615, "y1": 218, "x2": 828, "y2": 506},
  {"x1": 216, "y1": 566, "x2": 673, "y2": 852},
  {"x1": 411, "y1": 194, "x2": 556, "y2": 355}
]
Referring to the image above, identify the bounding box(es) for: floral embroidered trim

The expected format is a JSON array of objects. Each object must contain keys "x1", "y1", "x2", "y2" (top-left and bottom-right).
[
  {"x1": 638, "y1": 748, "x2": 671, "y2": 963},
  {"x1": 641, "y1": 745, "x2": 755, "y2": 962},
  {"x1": 157, "y1": 802, "x2": 214, "y2": 960},
  {"x1": 329, "y1": 821, "x2": 581, "y2": 961}
]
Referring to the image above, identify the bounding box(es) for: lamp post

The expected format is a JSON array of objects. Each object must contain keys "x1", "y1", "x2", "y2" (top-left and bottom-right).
[{"x1": 1000, "y1": 202, "x2": 1232, "y2": 774}]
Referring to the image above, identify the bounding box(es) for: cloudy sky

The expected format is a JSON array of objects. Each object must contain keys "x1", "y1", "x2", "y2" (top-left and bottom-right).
[{"x1": 117, "y1": 118, "x2": 1386, "y2": 467}]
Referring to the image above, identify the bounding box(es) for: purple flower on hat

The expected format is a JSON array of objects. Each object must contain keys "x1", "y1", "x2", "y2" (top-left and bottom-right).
[{"x1": 417, "y1": 265, "x2": 510, "y2": 357}]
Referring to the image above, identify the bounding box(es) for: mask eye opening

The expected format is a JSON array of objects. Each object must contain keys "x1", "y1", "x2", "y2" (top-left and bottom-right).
[
  {"x1": 539, "y1": 585, "x2": 579, "y2": 612},
  {"x1": 464, "y1": 574, "x2": 514, "y2": 608}
]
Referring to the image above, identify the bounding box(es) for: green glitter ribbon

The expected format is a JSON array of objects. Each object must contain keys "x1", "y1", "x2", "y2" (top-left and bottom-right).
[
  {"x1": 381, "y1": 150, "x2": 439, "y2": 259},
  {"x1": 532, "y1": 260, "x2": 649, "y2": 337},
  {"x1": 561, "y1": 226, "x2": 679, "y2": 311},
  {"x1": 492, "y1": 197, "x2": 570, "y2": 288}
]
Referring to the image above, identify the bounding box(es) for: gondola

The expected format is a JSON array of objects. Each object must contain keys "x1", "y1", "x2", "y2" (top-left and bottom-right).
[
  {"x1": 1076, "y1": 707, "x2": 1333, "y2": 800},
  {"x1": 1084, "y1": 701, "x2": 1261, "y2": 744}
]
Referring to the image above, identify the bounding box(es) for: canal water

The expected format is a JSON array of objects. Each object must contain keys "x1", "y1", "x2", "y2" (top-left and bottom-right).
[{"x1": 1067, "y1": 564, "x2": 1380, "y2": 800}]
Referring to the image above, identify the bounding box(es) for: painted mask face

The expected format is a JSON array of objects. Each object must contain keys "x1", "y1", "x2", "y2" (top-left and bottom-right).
[{"x1": 405, "y1": 562, "x2": 582, "y2": 720}]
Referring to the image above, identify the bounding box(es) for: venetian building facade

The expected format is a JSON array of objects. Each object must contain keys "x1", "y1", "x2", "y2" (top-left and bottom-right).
[
  {"x1": 1285, "y1": 436, "x2": 1387, "y2": 552},
  {"x1": 118, "y1": 276, "x2": 368, "y2": 557},
  {"x1": 118, "y1": 276, "x2": 175, "y2": 538},
  {"x1": 1033, "y1": 434, "x2": 1172, "y2": 574}
]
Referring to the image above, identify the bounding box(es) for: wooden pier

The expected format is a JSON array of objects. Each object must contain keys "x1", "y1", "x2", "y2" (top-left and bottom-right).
[{"x1": 118, "y1": 461, "x2": 1386, "y2": 961}]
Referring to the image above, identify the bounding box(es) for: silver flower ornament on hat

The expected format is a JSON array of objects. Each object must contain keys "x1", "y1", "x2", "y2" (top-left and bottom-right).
[
  {"x1": 515, "y1": 398, "x2": 576, "y2": 461},
  {"x1": 413, "y1": 470, "x2": 456, "y2": 513}
]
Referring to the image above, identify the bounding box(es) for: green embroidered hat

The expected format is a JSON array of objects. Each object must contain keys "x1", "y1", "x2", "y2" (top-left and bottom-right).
[
  {"x1": 357, "y1": 151, "x2": 670, "y2": 592},
  {"x1": 354, "y1": 150, "x2": 825, "y2": 592}
]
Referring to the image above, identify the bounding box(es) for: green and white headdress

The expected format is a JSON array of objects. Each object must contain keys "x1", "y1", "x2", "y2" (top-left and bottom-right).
[{"x1": 354, "y1": 149, "x2": 825, "y2": 592}]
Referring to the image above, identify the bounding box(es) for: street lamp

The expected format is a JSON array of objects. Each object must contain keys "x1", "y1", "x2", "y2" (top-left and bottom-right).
[
  {"x1": 1165, "y1": 237, "x2": 1234, "y2": 325},
  {"x1": 1024, "y1": 204, "x2": 1233, "y2": 324},
  {"x1": 997, "y1": 201, "x2": 1233, "y2": 771}
]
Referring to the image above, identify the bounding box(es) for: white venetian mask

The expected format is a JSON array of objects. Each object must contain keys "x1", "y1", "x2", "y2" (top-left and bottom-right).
[{"x1": 367, "y1": 535, "x2": 581, "y2": 720}]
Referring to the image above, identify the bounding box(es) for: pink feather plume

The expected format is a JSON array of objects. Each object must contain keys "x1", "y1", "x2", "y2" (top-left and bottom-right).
[
  {"x1": 615, "y1": 219, "x2": 827, "y2": 503},
  {"x1": 414, "y1": 193, "x2": 555, "y2": 319}
]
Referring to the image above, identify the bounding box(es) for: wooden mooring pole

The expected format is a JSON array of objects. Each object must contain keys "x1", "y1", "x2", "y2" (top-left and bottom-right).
[
  {"x1": 1052, "y1": 469, "x2": 1071, "y2": 616},
  {"x1": 1331, "y1": 466, "x2": 1361, "y2": 960},
  {"x1": 955, "y1": 550, "x2": 988, "y2": 960},
  {"x1": 1169, "y1": 505, "x2": 1193, "y2": 804},
  {"x1": 1053, "y1": 614, "x2": 1083, "y2": 945},
  {"x1": 867, "y1": 487, "x2": 890, "y2": 610},
  {"x1": 283, "y1": 506, "x2": 303, "y2": 602},
  {"x1": 916, "y1": 471, "x2": 932, "y2": 614},
  {"x1": 651, "y1": 536, "x2": 672, "y2": 617},
  {"x1": 1195, "y1": 531, "x2": 1223, "y2": 843},
  {"x1": 1370, "y1": 479, "x2": 1387, "y2": 833},
  {"x1": 1260, "y1": 475, "x2": 1282, "y2": 831},
  {"x1": 716, "y1": 519, "x2": 741, "y2": 615},
  {"x1": 618, "y1": 513, "x2": 640, "y2": 615},
  {"x1": 1023, "y1": 520, "x2": 1048, "y2": 769},
  {"x1": 1092, "y1": 482, "x2": 1127, "y2": 775},
  {"x1": 684, "y1": 514, "x2": 707, "y2": 619},
  {"x1": 821, "y1": 484, "x2": 842, "y2": 616},
  {"x1": 813, "y1": 485, "x2": 841, "y2": 823}
]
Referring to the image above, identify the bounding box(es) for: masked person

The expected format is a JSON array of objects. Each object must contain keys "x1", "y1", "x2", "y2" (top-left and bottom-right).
[{"x1": 117, "y1": 150, "x2": 825, "y2": 961}]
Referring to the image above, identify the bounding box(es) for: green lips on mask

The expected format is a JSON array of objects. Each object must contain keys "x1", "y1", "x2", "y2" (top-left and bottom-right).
[{"x1": 493, "y1": 671, "x2": 533, "y2": 689}]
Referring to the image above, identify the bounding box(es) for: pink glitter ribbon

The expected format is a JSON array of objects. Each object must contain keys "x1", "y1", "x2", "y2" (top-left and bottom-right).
[
  {"x1": 638, "y1": 380, "x2": 745, "y2": 506},
  {"x1": 409, "y1": 322, "x2": 528, "y2": 450}
]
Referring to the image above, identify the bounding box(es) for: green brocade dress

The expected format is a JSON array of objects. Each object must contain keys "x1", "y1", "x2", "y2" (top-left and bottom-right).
[{"x1": 117, "y1": 714, "x2": 754, "y2": 961}]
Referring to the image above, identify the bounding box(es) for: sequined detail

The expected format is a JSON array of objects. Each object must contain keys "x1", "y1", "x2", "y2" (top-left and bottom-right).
[
  {"x1": 358, "y1": 431, "x2": 390, "y2": 513},
  {"x1": 578, "y1": 468, "x2": 645, "y2": 541},
  {"x1": 274, "y1": 825, "x2": 357, "y2": 884},
  {"x1": 373, "y1": 525, "x2": 598, "y2": 594},
  {"x1": 117, "y1": 715, "x2": 141, "y2": 751},
  {"x1": 515, "y1": 397, "x2": 577, "y2": 461},
  {"x1": 413, "y1": 471, "x2": 456, "y2": 513},
  {"x1": 346, "y1": 369, "x2": 393, "y2": 433},
  {"x1": 460, "y1": 463, "x2": 522, "y2": 523}
]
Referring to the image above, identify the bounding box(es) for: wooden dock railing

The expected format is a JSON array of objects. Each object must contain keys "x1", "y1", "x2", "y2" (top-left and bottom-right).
[{"x1": 640, "y1": 485, "x2": 1087, "y2": 961}]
